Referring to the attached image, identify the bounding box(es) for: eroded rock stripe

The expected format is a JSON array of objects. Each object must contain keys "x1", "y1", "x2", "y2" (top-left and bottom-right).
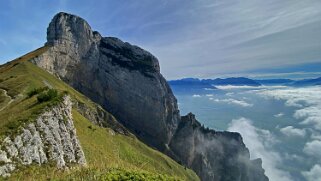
[{"x1": 0, "y1": 96, "x2": 86, "y2": 177}]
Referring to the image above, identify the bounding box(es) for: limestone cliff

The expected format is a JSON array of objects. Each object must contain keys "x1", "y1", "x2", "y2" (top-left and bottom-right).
[
  {"x1": 32, "y1": 12, "x2": 179, "y2": 151},
  {"x1": 31, "y1": 12, "x2": 268, "y2": 181},
  {"x1": 0, "y1": 96, "x2": 86, "y2": 177}
]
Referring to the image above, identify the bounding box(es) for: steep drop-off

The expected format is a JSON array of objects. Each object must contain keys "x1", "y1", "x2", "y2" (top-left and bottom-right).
[{"x1": 31, "y1": 12, "x2": 268, "y2": 181}]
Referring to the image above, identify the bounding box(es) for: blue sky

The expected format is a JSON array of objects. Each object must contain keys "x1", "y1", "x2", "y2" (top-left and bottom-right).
[{"x1": 1, "y1": 0, "x2": 321, "y2": 79}]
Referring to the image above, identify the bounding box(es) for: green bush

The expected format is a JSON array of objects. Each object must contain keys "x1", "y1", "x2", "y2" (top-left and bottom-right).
[
  {"x1": 27, "y1": 87, "x2": 49, "y2": 98},
  {"x1": 37, "y1": 89, "x2": 58, "y2": 103},
  {"x1": 100, "y1": 169, "x2": 181, "y2": 181}
]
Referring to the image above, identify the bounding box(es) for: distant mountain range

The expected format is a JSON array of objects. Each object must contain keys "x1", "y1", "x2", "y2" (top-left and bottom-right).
[
  {"x1": 291, "y1": 77, "x2": 321, "y2": 86},
  {"x1": 169, "y1": 77, "x2": 261, "y2": 91},
  {"x1": 254, "y1": 79, "x2": 294, "y2": 85},
  {"x1": 255, "y1": 77, "x2": 321, "y2": 86},
  {"x1": 169, "y1": 76, "x2": 321, "y2": 89},
  {"x1": 203, "y1": 77, "x2": 261, "y2": 86}
]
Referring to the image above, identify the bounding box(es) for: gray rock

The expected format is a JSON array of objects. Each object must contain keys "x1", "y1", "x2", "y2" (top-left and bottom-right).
[
  {"x1": 32, "y1": 12, "x2": 179, "y2": 151},
  {"x1": 31, "y1": 12, "x2": 269, "y2": 181},
  {"x1": 0, "y1": 164, "x2": 15, "y2": 177},
  {"x1": 72, "y1": 99, "x2": 129, "y2": 135},
  {"x1": 169, "y1": 113, "x2": 269, "y2": 181},
  {"x1": 0, "y1": 96, "x2": 86, "y2": 177},
  {"x1": 0, "y1": 150, "x2": 11, "y2": 163}
]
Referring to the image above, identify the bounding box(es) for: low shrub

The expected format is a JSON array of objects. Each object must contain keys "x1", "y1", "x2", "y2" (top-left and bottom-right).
[
  {"x1": 37, "y1": 89, "x2": 58, "y2": 103},
  {"x1": 27, "y1": 87, "x2": 49, "y2": 98},
  {"x1": 100, "y1": 169, "x2": 181, "y2": 181}
]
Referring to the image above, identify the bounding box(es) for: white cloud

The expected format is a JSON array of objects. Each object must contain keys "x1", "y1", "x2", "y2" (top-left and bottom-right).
[
  {"x1": 228, "y1": 118, "x2": 292, "y2": 181},
  {"x1": 258, "y1": 86, "x2": 321, "y2": 131},
  {"x1": 274, "y1": 113, "x2": 284, "y2": 118},
  {"x1": 302, "y1": 164, "x2": 321, "y2": 181},
  {"x1": 303, "y1": 140, "x2": 321, "y2": 159},
  {"x1": 280, "y1": 126, "x2": 306, "y2": 137},
  {"x1": 192, "y1": 94, "x2": 201, "y2": 98},
  {"x1": 311, "y1": 130, "x2": 321, "y2": 140},
  {"x1": 216, "y1": 85, "x2": 261, "y2": 90},
  {"x1": 205, "y1": 94, "x2": 213, "y2": 97},
  {"x1": 225, "y1": 92, "x2": 234, "y2": 96},
  {"x1": 295, "y1": 106, "x2": 321, "y2": 131},
  {"x1": 283, "y1": 153, "x2": 304, "y2": 162},
  {"x1": 257, "y1": 86, "x2": 321, "y2": 179},
  {"x1": 212, "y1": 98, "x2": 253, "y2": 107}
]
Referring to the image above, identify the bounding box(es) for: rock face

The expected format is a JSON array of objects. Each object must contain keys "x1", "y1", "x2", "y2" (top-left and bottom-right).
[
  {"x1": 169, "y1": 113, "x2": 268, "y2": 181},
  {"x1": 73, "y1": 99, "x2": 130, "y2": 135},
  {"x1": 0, "y1": 96, "x2": 86, "y2": 177},
  {"x1": 31, "y1": 12, "x2": 268, "y2": 181},
  {"x1": 32, "y1": 12, "x2": 179, "y2": 151}
]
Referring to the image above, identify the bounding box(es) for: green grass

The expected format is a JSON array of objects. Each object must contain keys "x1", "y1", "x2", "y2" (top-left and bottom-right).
[{"x1": 0, "y1": 48, "x2": 199, "y2": 180}]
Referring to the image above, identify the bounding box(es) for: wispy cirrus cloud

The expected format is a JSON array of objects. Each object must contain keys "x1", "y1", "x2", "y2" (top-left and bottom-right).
[{"x1": 1, "y1": 0, "x2": 321, "y2": 79}]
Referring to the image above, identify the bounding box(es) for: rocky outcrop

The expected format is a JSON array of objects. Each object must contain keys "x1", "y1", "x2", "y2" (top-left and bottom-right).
[
  {"x1": 73, "y1": 99, "x2": 130, "y2": 135},
  {"x1": 31, "y1": 12, "x2": 268, "y2": 181},
  {"x1": 32, "y1": 12, "x2": 179, "y2": 152},
  {"x1": 0, "y1": 96, "x2": 86, "y2": 177},
  {"x1": 169, "y1": 113, "x2": 268, "y2": 181}
]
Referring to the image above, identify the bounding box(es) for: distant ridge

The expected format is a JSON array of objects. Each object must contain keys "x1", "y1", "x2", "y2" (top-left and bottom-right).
[
  {"x1": 203, "y1": 77, "x2": 261, "y2": 86},
  {"x1": 169, "y1": 77, "x2": 261, "y2": 88},
  {"x1": 254, "y1": 79, "x2": 294, "y2": 85},
  {"x1": 291, "y1": 77, "x2": 321, "y2": 86}
]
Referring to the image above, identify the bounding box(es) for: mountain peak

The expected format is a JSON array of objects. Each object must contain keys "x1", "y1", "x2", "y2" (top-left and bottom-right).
[{"x1": 46, "y1": 12, "x2": 101, "y2": 46}]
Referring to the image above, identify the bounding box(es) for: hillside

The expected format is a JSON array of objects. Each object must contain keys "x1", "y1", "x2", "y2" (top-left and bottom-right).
[{"x1": 0, "y1": 50, "x2": 199, "y2": 180}]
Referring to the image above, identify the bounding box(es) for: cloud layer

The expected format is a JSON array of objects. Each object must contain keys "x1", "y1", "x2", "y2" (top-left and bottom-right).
[
  {"x1": 210, "y1": 98, "x2": 253, "y2": 107},
  {"x1": 258, "y1": 86, "x2": 321, "y2": 180}
]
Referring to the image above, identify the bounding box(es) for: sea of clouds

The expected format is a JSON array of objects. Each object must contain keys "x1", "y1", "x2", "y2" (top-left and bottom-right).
[
  {"x1": 191, "y1": 86, "x2": 321, "y2": 180},
  {"x1": 255, "y1": 86, "x2": 321, "y2": 180}
]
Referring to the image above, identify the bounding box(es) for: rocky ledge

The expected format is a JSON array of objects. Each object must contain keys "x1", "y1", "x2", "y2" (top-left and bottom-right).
[{"x1": 0, "y1": 96, "x2": 86, "y2": 177}]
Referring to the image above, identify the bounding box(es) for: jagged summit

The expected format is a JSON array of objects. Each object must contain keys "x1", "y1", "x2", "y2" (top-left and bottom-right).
[
  {"x1": 43, "y1": 12, "x2": 160, "y2": 76},
  {"x1": 47, "y1": 12, "x2": 101, "y2": 45},
  {"x1": 30, "y1": 12, "x2": 269, "y2": 181}
]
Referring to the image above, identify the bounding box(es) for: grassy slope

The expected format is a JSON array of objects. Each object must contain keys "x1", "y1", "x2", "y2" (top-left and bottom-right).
[{"x1": 0, "y1": 48, "x2": 199, "y2": 180}]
